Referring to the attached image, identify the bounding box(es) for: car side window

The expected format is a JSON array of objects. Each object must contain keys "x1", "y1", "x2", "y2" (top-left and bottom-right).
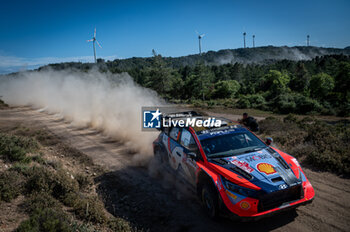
[
  {"x1": 169, "y1": 127, "x2": 180, "y2": 141},
  {"x1": 180, "y1": 129, "x2": 196, "y2": 149}
]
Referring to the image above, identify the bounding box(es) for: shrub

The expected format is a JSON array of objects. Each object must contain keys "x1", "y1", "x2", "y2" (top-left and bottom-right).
[
  {"x1": 273, "y1": 94, "x2": 297, "y2": 113},
  {"x1": 71, "y1": 196, "x2": 108, "y2": 224},
  {"x1": 108, "y1": 218, "x2": 134, "y2": 232},
  {"x1": 22, "y1": 192, "x2": 61, "y2": 214},
  {"x1": 25, "y1": 166, "x2": 79, "y2": 200},
  {"x1": 272, "y1": 93, "x2": 322, "y2": 114},
  {"x1": 75, "y1": 173, "x2": 93, "y2": 191},
  {"x1": 16, "y1": 208, "x2": 72, "y2": 232},
  {"x1": 237, "y1": 94, "x2": 266, "y2": 110},
  {"x1": 259, "y1": 117, "x2": 350, "y2": 176},
  {"x1": 283, "y1": 114, "x2": 298, "y2": 123},
  {"x1": 0, "y1": 133, "x2": 38, "y2": 163},
  {"x1": 0, "y1": 170, "x2": 25, "y2": 202}
]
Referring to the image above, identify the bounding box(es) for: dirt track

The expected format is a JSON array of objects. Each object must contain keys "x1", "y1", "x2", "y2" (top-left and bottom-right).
[{"x1": 1, "y1": 107, "x2": 349, "y2": 232}]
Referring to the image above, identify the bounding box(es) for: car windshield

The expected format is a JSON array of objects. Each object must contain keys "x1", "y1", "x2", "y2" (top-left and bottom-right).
[{"x1": 200, "y1": 131, "x2": 267, "y2": 158}]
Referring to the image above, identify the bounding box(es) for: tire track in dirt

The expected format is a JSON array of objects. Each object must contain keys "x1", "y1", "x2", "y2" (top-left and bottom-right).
[{"x1": 0, "y1": 107, "x2": 349, "y2": 232}]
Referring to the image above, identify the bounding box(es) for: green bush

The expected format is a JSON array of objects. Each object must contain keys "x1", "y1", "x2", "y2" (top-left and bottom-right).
[
  {"x1": 237, "y1": 94, "x2": 266, "y2": 109},
  {"x1": 22, "y1": 192, "x2": 61, "y2": 214},
  {"x1": 16, "y1": 208, "x2": 72, "y2": 232},
  {"x1": 70, "y1": 195, "x2": 108, "y2": 224},
  {"x1": 61, "y1": 191, "x2": 108, "y2": 224},
  {"x1": 0, "y1": 133, "x2": 38, "y2": 163},
  {"x1": 75, "y1": 173, "x2": 93, "y2": 191},
  {"x1": 25, "y1": 166, "x2": 79, "y2": 200},
  {"x1": 273, "y1": 94, "x2": 297, "y2": 113},
  {"x1": 272, "y1": 93, "x2": 322, "y2": 114},
  {"x1": 108, "y1": 218, "x2": 134, "y2": 232},
  {"x1": 259, "y1": 117, "x2": 350, "y2": 176},
  {"x1": 283, "y1": 114, "x2": 298, "y2": 123},
  {"x1": 0, "y1": 170, "x2": 25, "y2": 202}
]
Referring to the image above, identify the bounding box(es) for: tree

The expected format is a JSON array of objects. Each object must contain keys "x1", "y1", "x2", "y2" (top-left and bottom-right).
[
  {"x1": 289, "y1": 63, "x2": 310, "y2": 93},
  {"x1": 334, "y1": 62, "x2": 350, "y2": 102},
  {"x1": 144, "y1": 51, "x2": 174, "y2": 98},
  {"x1": 185, "y1": 63, "x2": 215, "y2": 100},
  {"x1": 212, "y1": 80, "x2": 240, "y2": 98},
  {"x1": 310, "y1": 73, "x2": 335, "y2": 100},
  {"x1": 261, "y1": 70, "x2": 290, "y2": 98}
]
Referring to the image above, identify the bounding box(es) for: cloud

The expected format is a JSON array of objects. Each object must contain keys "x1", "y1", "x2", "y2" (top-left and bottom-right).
[{"x1": 0, "y1": 54, "x2": 118, "y2": 74}]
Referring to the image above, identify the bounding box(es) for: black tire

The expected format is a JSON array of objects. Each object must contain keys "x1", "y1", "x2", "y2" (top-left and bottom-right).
[{"x1": 201, "y1": 183, "x2": 219, "y2": 218}]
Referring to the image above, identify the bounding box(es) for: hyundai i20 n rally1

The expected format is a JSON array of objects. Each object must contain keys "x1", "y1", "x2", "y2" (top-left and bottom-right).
[{"x1": 153, "y1": 112, "x2": 314, "y2": 219}]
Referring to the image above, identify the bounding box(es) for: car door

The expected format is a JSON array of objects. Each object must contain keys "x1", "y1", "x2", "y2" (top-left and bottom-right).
[
  {"x1": 179, "y1": 128, "x2": 199, "y2": 186},
  {"x1": 167, "y1": 127, "x2": 183, "y2": 170}
]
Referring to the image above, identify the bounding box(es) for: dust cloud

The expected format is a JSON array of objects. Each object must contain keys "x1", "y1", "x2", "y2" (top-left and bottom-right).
[{"x1": 0, "y1": 69, "x2": 162, "y2": 158}]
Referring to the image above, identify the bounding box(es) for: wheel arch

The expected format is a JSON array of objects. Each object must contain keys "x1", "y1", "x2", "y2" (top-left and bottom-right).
[{"x1": 197, "y1": 169, "x2": 217, "y2": 197}]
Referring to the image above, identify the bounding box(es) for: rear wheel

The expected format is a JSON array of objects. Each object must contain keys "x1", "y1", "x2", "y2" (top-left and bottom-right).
[{"x1": 201, "y1": 183, "x2": 219, "y2": 218}]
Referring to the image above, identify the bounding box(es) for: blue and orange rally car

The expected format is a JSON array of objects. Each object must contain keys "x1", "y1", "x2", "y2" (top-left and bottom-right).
[{"x1": 153, "y1": 112, "x2": 314, "y2": 219}]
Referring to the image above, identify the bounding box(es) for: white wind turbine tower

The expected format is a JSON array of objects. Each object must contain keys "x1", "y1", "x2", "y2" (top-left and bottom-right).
[
  {"x1": 196, "y1": 31, "x2": 205, "y2": 55},
  {"x1": 87, "y1": 28, "x2": 102, "y2": 63}
]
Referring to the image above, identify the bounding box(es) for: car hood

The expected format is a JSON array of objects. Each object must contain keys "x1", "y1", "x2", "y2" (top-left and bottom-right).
[{"x1": 210, "y1": 148, "x2": 302, "y2": 192}]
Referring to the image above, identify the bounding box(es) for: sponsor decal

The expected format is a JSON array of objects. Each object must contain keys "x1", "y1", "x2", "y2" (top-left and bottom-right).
[
  {"x1": 279, "y1": 184, "x2": 288, "y2": 190},
  {"x1": 240, "y1": 201, "x2": 250, "y2": 210},
  {"x1": 257, "y1": 163, "x2": 276, "y2": 175},
  {"x1": 225, "y1": 190, "x2": 237, "y2": 199},
  {"x1": 230, "y1": 159, "x2": 254, "y2": 173},
  {"x1": 245, "y1": 154, "x2": 270, "y2": 162}
]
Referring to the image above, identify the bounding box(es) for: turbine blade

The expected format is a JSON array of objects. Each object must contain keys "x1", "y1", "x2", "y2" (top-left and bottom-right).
[
  {"x1": 201, "y1": 34, "x2": 205, "y2": 37},
  {"x1": 94, "y1": 28, "x2": 96, "y2": 37},
  {"x1": 96, "y1": 40, "x2": 102, "y2": 48},
  {"x1": 87, "y1": 39, "x2": 93, "y2": 42},
  {"x1": 195, "y1": 30, "x2": 199, "y2": 35}
]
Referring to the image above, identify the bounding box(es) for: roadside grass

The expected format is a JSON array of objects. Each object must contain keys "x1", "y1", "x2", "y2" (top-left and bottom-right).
[
  {"x1": 259, "y1": 115, "x2": 350, "y2": 177},
  {"x1": 0, "y1": 129, "x2": 135, "y2": 232}
]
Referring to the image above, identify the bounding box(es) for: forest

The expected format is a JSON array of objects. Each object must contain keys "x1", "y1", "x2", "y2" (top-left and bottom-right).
[{"x1": 41, "y1": 47, "x2": 350, "y2": 116}]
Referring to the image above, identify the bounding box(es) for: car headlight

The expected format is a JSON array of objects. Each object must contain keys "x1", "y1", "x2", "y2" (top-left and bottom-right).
[{"x1": 221, "y1": 177, "x2": 258, "y2": 198}]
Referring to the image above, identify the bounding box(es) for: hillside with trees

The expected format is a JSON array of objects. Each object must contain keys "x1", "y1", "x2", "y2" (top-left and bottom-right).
[{"x1": 36, "y1": 46, "x2": 350, "y2": 116}]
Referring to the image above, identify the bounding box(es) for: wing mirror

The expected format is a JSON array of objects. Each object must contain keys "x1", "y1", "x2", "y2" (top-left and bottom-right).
[
  {"x1": 187, "y1": 152, "x2": 197, "y2": 160},
  {"x1": 265, "y1": 137, "x2": 273, "y2": 145}
]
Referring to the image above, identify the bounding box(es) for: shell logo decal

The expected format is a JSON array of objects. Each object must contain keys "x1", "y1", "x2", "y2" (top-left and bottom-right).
[
  {"x1": 240, "y1": 201, "x2": 250, "y2": 210},
  {"x1": 257, "y1": 163, "x2": 276, "y2": 175}
]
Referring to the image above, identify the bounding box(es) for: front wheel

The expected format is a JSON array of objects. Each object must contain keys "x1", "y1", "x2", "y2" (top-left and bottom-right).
[{"x1": 201, "y1": 183, "x2": 219, "y2": 218}]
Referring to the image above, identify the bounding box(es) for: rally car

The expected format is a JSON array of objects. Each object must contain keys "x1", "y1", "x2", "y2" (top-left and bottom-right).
[{"x1": 152, "y1": 112, "x2": 314, "y2": 219}]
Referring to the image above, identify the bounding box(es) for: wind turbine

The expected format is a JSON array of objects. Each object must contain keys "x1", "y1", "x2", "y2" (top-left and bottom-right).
[
  {"x1": 243, "y1": 32, "x2": 246, "y2": 48},
  {"x1": 87, "y1": 28, "x2": 102, "y2": 63},
  {"x1": 252, "y1": 35, "x2": 255, "y2": 48},
  {"x1": 196, "y1": 31, "x2": 205, "y2": 55}
]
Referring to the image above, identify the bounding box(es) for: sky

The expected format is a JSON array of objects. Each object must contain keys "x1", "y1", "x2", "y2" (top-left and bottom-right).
[{"x1": 1, "y1": 0, "x2": 350, "y2": 73}]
